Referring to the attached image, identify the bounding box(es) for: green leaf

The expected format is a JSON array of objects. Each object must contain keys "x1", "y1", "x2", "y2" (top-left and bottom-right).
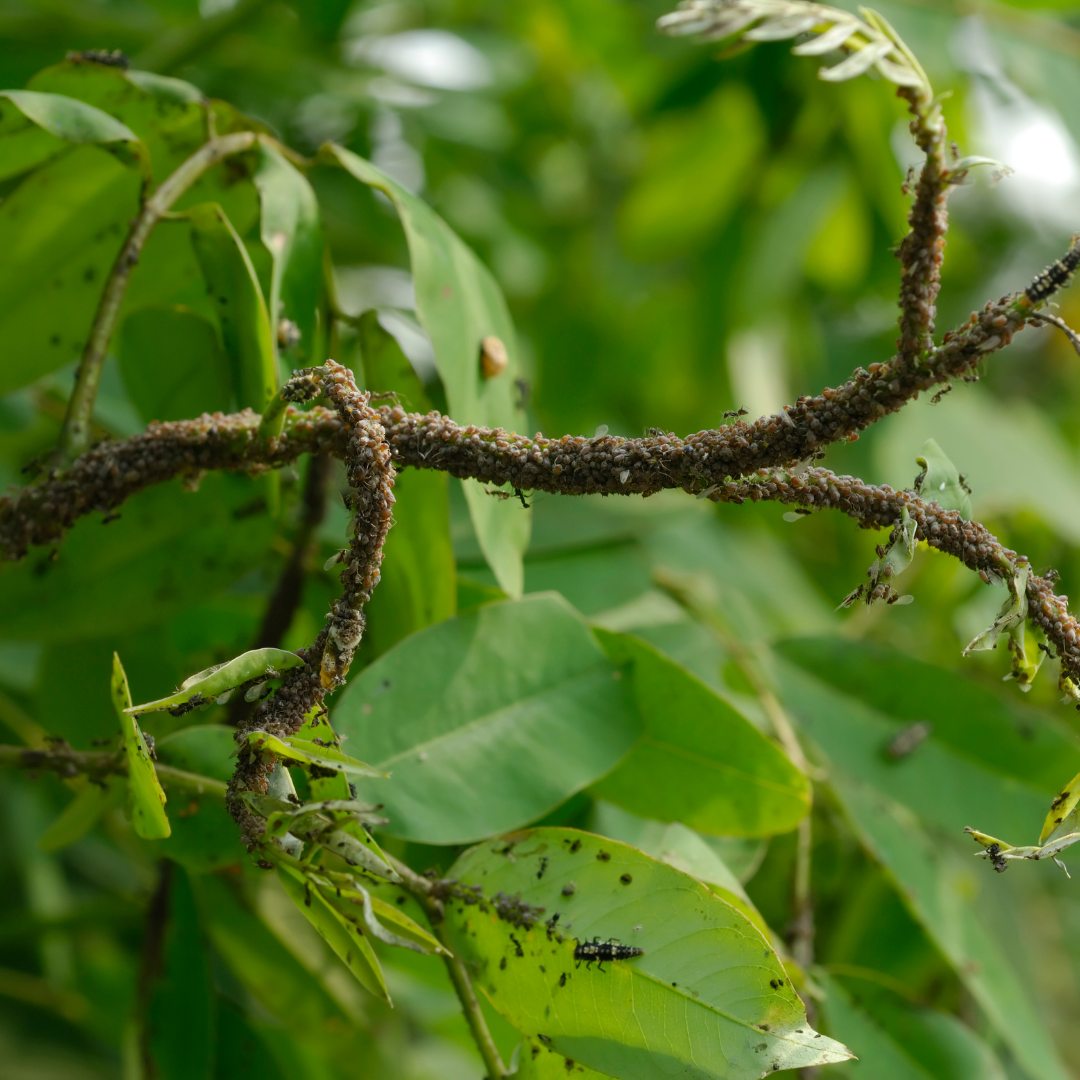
[
  {"x1": 326, "y1": 145, "x2": 530, "y2": 596},
  {"x1": 0, "y1": 143, "x2": 142, "y2": 395},
  {"x1": 246, "y1": 730, "x2": 387, "y2": 778},
  {"x1": 145, "y1": 867, "x2": 215, "y2": 1080},
  {"x1": 590, "y1": 631, "x2": 810, "y2": 837},
  {"x1": 816, "y1": 972, "x2": 1005, "y2": 1080},
  {"x1": 831, "y1": 776, "x2": 1070, "y2": 1080},
  {"x1": 914, "y1": 438, "x2": 972, "y2": 519},
  {"x1": 127, "y1": 647, "x2": 305, "y2": 714},
  {"x1": 114, "y1": 652, "x2": 170, "y2": 839},
  {"x1": 0, "y1": 89, "x2": 139, "y2": 146},
  {"x1": 253, "y1": 137, "x2": 323, "y2": 367},
  {"x1": 515, "y1": 1038, "x2": 610, "y2": 1079},
  {"x1": 188, "y1": 201, "x2": 277, "y2": 413},
  {"x1": 772, "y1": 656, "x2": 1047, "y2": 854},
  {"x1": 0, "y1": 473, "x2": 277, "y2": 643},
  {"x1": 38, "y1": 779, "x2": 123, "y2": 853},
  {"x1": 277, "y1": 866, "x2": 391, "y2": 1003},
  {"x1": 117, "y1": 305, "x2": 231, "y2": 423},
  {"x1": 1040, "y1": 769, "x2": 1080, "y2": 844},
  {"x1": 443, "y1": 827, "x2": 852, "y2": 1078},
  {"x1": 775, "y1": 638, "x2": 1080, "y2": 794},
  {"x1": 25, "y1": 60, "x2": 219, "y2": 189},
  {"x1": 333, "y1": 594, "x2": 643, "y2": 844}
]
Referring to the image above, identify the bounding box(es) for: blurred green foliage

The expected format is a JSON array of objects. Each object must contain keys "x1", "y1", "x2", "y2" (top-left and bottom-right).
[{"x1": 4, "y1": 1, "x2": 1080, "y2": 1078}]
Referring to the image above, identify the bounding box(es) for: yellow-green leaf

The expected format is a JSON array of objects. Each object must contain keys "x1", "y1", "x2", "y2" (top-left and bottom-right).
[
  {"x1": 114, "y1": 653, "x2": 170, "y2": 839},
  {"x1": 1040, "y1": 770, "x2": 1080, "y2": 844}
]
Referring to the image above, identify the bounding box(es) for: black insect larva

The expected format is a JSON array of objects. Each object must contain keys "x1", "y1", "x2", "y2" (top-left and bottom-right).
[
  {"x1": 573, "y1": 937, "x2": 645, "y2": 972},
  {"x1": 1025, "y1": 239, "x2": 1080, "y2": 304}
]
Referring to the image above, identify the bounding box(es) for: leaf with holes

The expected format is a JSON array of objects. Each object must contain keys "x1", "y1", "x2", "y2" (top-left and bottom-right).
[
  {"x1": 443, "y1": 828, "x2": 851, "y2": 1079},
  {"x1": 114, "y1": 652, "x2": 170, "y2": 839}
]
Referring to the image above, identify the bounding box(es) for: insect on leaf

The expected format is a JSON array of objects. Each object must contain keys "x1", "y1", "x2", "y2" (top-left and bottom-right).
[
  {"x1": 114, "y1": 652, "x2": 170, "y2": 839},
  {"x1": 1039, "y1": 770, "x2": 1080, "y2": 845},
  {"x1": 126, "y1": 647, "x2": 305, "y2": 714},
  {"x1": 443, "y1": 827, "x2": 852, "y2": 1079}
]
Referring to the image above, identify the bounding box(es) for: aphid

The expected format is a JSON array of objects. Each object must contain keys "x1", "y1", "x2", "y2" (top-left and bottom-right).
[
  {"x1": 1025, "y1": 240, "x2": 1080, "y2": 304},
  {"x1": 573, "y1": 937, "x2": 645, "y2": 972},
  {"x1": 559, "y1": 972, "x2": 567, "y2": 987},
  {"x1": 987, "y1": 843, "x2": 1009, "y2": 874},
  {"x1": 885, "y1": 720, "x2": 932, "y2": 761},
  {"x1": 537, "y1": 857, "x2": 549, "y2": 880}
]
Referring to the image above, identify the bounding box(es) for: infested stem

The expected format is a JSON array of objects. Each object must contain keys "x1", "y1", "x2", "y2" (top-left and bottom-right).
[
  {"x1": 57, "y1": 131, "x2": 257, "y2": 464},
  {"x1": 0, "y1": 744, "x2": 228, "y2": 800},
  {"x1": 388, "y1": 855, "x2": 508, "y2": 1080}
]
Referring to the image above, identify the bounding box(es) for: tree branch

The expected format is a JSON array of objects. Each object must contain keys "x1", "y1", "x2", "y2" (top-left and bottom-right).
[{"x1": 57, "y1": 131, "x2": 257, "y2": 464}]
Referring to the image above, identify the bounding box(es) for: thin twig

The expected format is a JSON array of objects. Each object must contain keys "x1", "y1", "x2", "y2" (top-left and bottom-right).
[
  {"x1": 386, "y1": 855, "x2": 508, "y2": 1080},
  {"x1": 0, "y1": 743, "x2": 228, "y2": 800},
  {"x1": 57, "y1": 131, "x2": 257, "y2": 464},
  {"x1": 1030, "y1": 310, "x2": 1080, "y2": 359}
]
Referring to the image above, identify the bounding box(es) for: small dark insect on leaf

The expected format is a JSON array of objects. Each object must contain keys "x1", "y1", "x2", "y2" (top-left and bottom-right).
[
  {"x1": 573, "y1": 937, "x2": 645, "y2": 971},
  {"x1": 885, "y1": 720, "x2": 933, "y2": 761},
  {"x1": 988, "y1": 843, "x2": 1009, "y2": 873},
  {"x1": 559, "y1": 972, "x2": 567, "y2": 987}
]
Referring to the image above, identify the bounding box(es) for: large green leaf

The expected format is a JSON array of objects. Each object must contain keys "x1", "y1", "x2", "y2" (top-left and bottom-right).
[
  {"x1": 443, "y1": 828, "x2": 853, "y2": 1079},
  {"x1": 117, "y1": 305, "x2": 231, "y2": 424},
  {"x1": 0, "y1": 472, "x2": 276, "y2": 642},
  {"x1": 332, "y1": 594, "x2": 642, "y2": 844},
  {"x1": 253, "y1": 138, "x2": 323, "y2": 368},
  {"x1": 326, "y1": 145, "x2": 530, "y2": 596},
  {"x1": 0, "y1": 143, "x2": 142, "y2": 394},
  {"x1": 590, "y1": 631, "x2": 810, "y2": 837},
  {"x1": 188, "y1": 201, "x2": 277, "y2": 413},
  {"x1": 776, "y1": 638, "x2": 1080, "y2": 800},
  {"x1": 114, "y1": 652, "x2": 171, "y2": 840},
  {"x1": 832, "y1": 776, "x2": 1069, "y2": 1080},
  {"x1": 816, "y1": 972, "x2": 1005, "y2": 1080}
]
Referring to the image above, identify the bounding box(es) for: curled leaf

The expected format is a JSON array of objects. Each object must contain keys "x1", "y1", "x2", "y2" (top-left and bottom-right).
[
  {"x1": 126, "y1": 648, "x2": 305, "y2": 715},
  {"x1": 963, "y1": 564, "x2": 1029, "y2": 656}
]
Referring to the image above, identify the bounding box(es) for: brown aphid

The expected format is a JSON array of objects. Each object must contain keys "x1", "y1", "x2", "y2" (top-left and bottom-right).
[{"x1": 480, "y1": 335, "x2": 508, "y2": 378}]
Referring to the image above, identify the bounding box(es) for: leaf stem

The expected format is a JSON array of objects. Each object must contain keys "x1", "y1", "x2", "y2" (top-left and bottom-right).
[
  {"x1": 388, "y1": 854, "x2": 508, "y2": 1080},
  {"x1": 57, "y1": 131, "x2": 257, "y2": 464}
]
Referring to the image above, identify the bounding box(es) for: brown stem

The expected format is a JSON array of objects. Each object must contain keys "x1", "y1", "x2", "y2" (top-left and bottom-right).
[
  {"x1": 136, "y1": 862, "x2": 173, "y2": 1077},
  {"x1": 57, "y1": 131, "x2": 257, "y2": 464},
  {"x1": 387, "y1": 855, "x2": 508, "y2": 1080}
]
